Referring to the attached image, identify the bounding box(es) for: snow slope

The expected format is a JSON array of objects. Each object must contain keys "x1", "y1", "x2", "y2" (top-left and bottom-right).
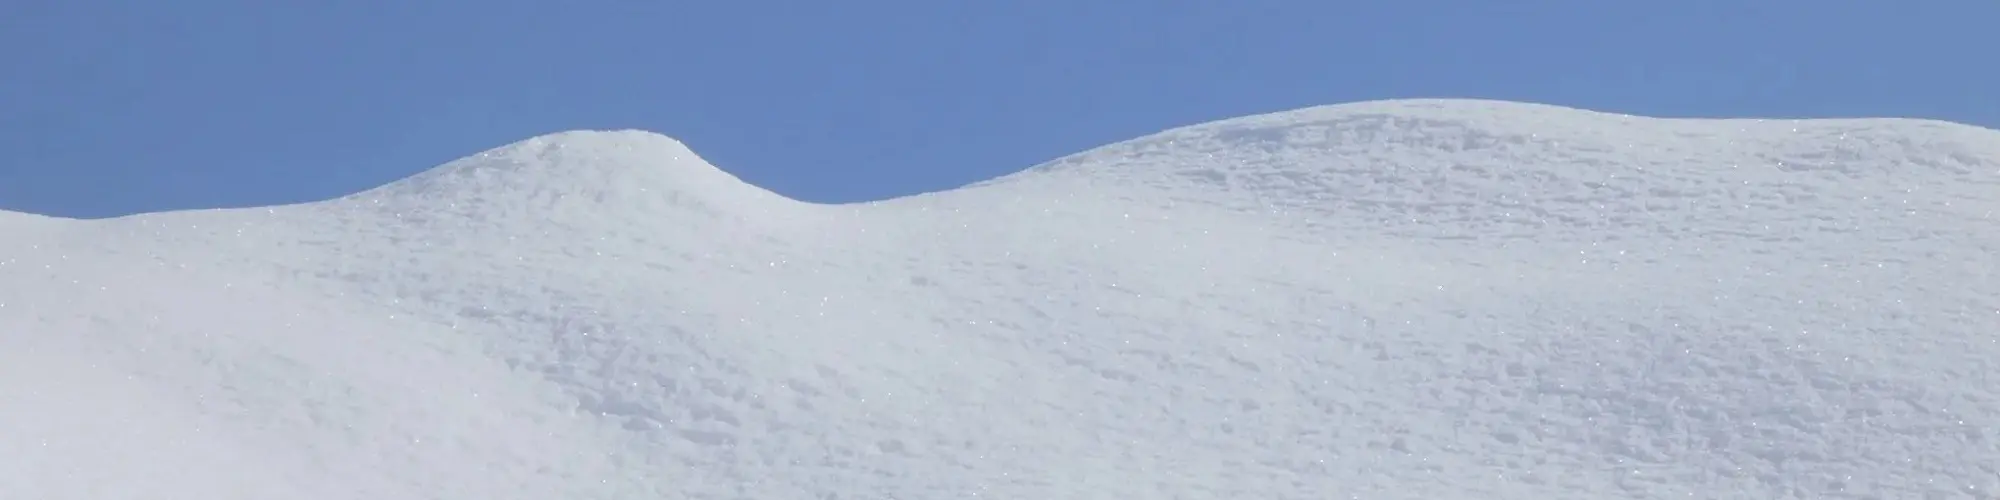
[{"x1": 4, "y1": 98, "x2": 1998, "y2": 499}]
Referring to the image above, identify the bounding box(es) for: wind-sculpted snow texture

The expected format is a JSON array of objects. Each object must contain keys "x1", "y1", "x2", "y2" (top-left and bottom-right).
[{"x1": 3, "y1": 99, "x2": 1997, "y2": 499}]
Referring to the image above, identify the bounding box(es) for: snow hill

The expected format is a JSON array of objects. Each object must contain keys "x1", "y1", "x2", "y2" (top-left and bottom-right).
[{"x1": 4, "y1": 98, "x2": 1998, "y2": 499}]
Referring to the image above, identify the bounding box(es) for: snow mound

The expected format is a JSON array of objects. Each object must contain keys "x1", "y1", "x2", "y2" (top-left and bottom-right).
[
  {"x1": 5, "y1": 99, "x2": 2000, "y2": 500},
  {"x1": 331, "y1": 129, "x2": 807, "y2": 228}
]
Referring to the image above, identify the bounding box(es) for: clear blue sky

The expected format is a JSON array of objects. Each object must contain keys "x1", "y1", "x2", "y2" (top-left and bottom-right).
[{"x1": 4, "y1": 1, "x2": 1996, "y2": 218}]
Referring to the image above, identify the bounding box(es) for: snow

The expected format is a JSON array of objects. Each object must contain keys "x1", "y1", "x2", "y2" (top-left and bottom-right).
[{"x1": 4, "y1": 98, "x2": 1998, "y2": 499}]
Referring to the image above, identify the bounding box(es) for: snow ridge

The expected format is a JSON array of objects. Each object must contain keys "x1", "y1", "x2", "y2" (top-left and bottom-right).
[
  {"x1": 989, "y1": 99, "x2": 2000, "y2": 242},
  {"x1": 4, "y1": 98, "x2": 1999, "y2": 500}
]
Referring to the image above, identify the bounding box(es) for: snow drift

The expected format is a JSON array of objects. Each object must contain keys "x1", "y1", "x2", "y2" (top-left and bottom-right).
[{"x1": 4, "y1": 98, "x2": 1998, "y2": 499}]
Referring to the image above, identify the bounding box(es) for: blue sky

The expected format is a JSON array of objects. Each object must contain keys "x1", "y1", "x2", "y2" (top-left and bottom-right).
[{"x1": 4, "y1": 1, "x2": 1996, "y2": 218}]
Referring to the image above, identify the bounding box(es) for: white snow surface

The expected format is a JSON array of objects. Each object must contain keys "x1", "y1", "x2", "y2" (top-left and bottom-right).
[{"x1": 4, "y1": 98, "x2": 1999, "y2": 499}]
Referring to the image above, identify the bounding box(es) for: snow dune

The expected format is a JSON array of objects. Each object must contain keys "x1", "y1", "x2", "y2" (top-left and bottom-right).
[{"x1": 4, "y1": 98, "x2": 1998, "y2": 499}]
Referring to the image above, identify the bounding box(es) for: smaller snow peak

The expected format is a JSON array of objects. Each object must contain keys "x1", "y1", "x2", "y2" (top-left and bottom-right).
[
  {"x1": 486, "y1": 129, "x2": 693, "y2": 159},
  {"x1": 429, "y1": 129, "x2": 705, "y2": 188},
  {"x1": 343, "y1": 129, "x2": 793, "y2": 226}
]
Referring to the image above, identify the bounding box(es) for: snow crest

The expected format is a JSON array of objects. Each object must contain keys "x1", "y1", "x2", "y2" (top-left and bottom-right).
[{"x1": 995, "y1": 99, "x2": 2000, "y2": 241}]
